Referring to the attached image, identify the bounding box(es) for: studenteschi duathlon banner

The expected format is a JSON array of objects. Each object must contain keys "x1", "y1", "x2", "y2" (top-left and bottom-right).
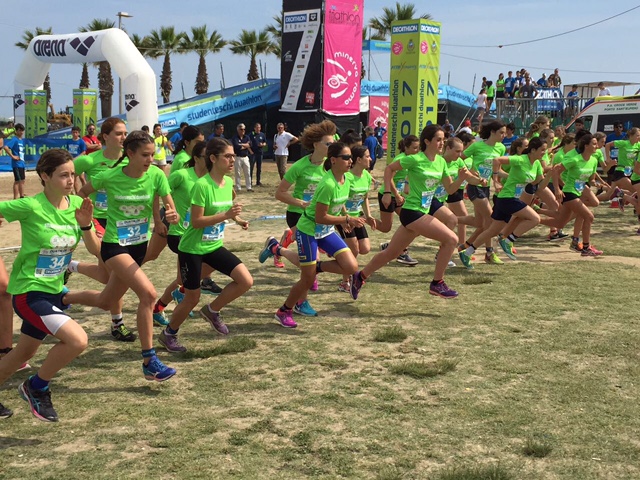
[
  {"x1": 280, "y1": 0, "x2": 323, "y2": 112},
  {"x1": 388, "y1": 19, "x2": 441, "y2": 158},
  {"x1": 321, "y1": 0, "x2": 363, "y2": 115}
]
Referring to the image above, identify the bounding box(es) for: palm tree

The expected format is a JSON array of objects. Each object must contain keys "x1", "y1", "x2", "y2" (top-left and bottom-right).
[
  {"x1": 145, "y1": 26, "x2": 186, "y2": 104},
  {"x1": 15, "y1": 27, "x2": 54, "y2": 104},
  {"x1": 369, "y1": 2, "x2": 432, "y2": 39},
  {"x1": 265, "y1": 12, "x2": 282, "y2": 58},
  {"x1": 130, "y1": 33, "x2": 148, "y2": 56},
  {"x1": 229, "y1": 29, "x2": 273, "y2": 81},
  {"x1": 181, "y1": 26, "x2": 226, "y2": 95},
  {"x1": 80, "y1": 19, "x2": 116, "y2": 117}
]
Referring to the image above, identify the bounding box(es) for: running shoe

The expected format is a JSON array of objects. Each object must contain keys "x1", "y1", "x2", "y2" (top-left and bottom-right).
[
  {"x1": 380, "y1": 242, "x2": 389, "y2": 251},
  {"x1": 610, "y1": 199, "x2": 620, "y2": 209},
  {"x1": 458, "y1": 249, "x2": 472, "y2": 268},
  {"x1": 350, "y1": 271, "x2": 365, "y2": 300},
  {"x1": 293, "y1": 300, "x2": 318, "y2": 317},
  {"x1": 548, "y1": 231, "x2": 569, "y2": 241},
  {"x1": 158, "y1": 330, "x2": 187, "y2": 353},
  {"x1": 111, "y1": 323, "x2": 137, "y2": 342},
  {"x1": 338, "y1": 280, "x2": 351, "y2": 292},
  {"x1": 200, "y1": 277, "x2": 223, "y2": 295},
  {"x1": 581, "y1": 245, "x2": 603, "y2": 257},
  {"x1": 142, "y1": 356, "x2": 176, "y2": 382},
  {"x1": 63, "y1": 269, "x2": 72, "y2": 285},
  {"x1": 0, "y1": 350, "x2": 30, "y2": 372},
  {"x1": 310, "y1": 276, "x2": 319, "y2": 291},
  {"x1": 396, "y1": 251, "x2": 418, "y2": 266},
  {"x1": 274, "y1": 309, "x2": 297, "y2": 328},
  {"x1": 280, "y1": 228, "x2": 294, "y2": 249},
  {"x1": 609, "y1": 186, "x2": 623, "y2": 201},
  {"x1": 153, "y1": 310, "x2": 169, "y2": 327},
  {"x1": 498, "y1": 237, "x2": 517, "y2": 261},
  {"x1": 447, "y1": 260, "x2": 457, "y2": 268},
  {"x1": 259, "y1": 236, "x2": 279, "y2": 263},
  {"x1": 485, "y1": 252, "x2": 504, "y2": 264},
  {"x1": 18, "y1": 380, "x2": 57, "y2": 422},
  {"x1": 200, "y1": 306, "x2": 229, "y2": 335},
  {"x1": 172, "y1": 288, "x2": 195, "y2": 318},
  {"x1": 569, "y1": 240, "x2": 583, "y2": 252},
  {"x1": 274, "y1": 256, "x2": 285, "y2": 268},
  {"x1": 429, "y1": 280, "x2": 459, "y2": 299},
  {"x1": 0, "y1": 402, "x2": 13, "y2": 419}
]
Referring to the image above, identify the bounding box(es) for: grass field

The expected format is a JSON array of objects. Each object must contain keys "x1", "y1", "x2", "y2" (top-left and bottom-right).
[{"x1": 1, "y1": 165, "x2": 639, "y2": 479}]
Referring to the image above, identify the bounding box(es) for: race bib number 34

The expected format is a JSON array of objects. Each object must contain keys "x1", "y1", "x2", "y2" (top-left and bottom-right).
[{"x1": 35, "y1": 248, "x2": 73, "y2": 277}]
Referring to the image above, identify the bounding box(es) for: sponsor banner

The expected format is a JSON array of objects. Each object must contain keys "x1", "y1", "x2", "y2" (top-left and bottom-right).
[
  {"x1": 362, "y1": 81, "x2": 475, "y2": 109},
  {"x1": 536, "y1": 87, "x2": 563, "y2": 111},
  {"x1": 0, "y1": 137, "x2": 70, "y2": 172},
  {"x1": 362, "y1": 40, "x2": 391, "y2": 52},
  {"x1": 28, "y1": 32, "x2": 99, "y2": 64},
  {"x1": 24, "y1": 90, "x2": 48, "y2": 138},
  {"x1": 73, "y1": 89, "x2": 98, "y2": 134},
  {"x1": 281, "y1": 0, "x2": 323, "y2": 111},
  {"x1": 388, "y1": 19, "x2": 441, "y2": 158},
  {"x1": 368, "y1": 96, "x2": 389, "y2": 150},
  {"x1": 322, "y1": 0, "x2": 364, "y2": 115}
]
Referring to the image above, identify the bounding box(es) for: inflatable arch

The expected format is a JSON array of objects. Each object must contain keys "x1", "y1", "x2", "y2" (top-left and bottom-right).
[{"x1": 14, "y1": 28, "x2": 157, "y2": 131}]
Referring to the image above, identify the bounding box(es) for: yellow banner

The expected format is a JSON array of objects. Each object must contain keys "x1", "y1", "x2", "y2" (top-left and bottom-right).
[
  {"x1": 24, "y1": 90, "x2": 48, "y2": 138},
  {"x1": 389, "y1": 19, "x2": 441, "y2": 158}
]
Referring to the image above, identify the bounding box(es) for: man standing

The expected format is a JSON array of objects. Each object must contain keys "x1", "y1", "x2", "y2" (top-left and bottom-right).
[
  {"x1": 565, "y1": 84, "x2": 580, "y2": 117},
  {"x1": 66, "y1": 126, "x2": 87, "y2": 158},
  {"x1": 548, "y1": 68, "x2": 562, "y2": 88},
  {"x1": 249, "y1": 122, "x2": 266, "y2": 186},
  {"x1": 273, "y1": 122, "x2": 298, "y2": 180},
  {"x1": 207, "y1": 123, "x2": 225, "y2": 141},
  {"x1": 364, "y1": 127, "x2": 379, "y2": 171},
  {"x1": 169, "y1": 122, "x2": 188, "y2": 151},
  {"x1": 232, "y1": 123, "x2": 253, "y2": 192},
  {"x1": 504, "y1": 71, "x2": 516, "y2": 99},
  {"x1": 82, "y1": 124, "x2": 101, "y2": 154},
  {"x1": 597, "y1": 82, "x2": 612, "y2": 97},
  {"x1": 374, "y1": 121, "x2": 386, "y2": 146},
  {"x1": 3, "y1": 123, "x2": 26, "y2": 199}
]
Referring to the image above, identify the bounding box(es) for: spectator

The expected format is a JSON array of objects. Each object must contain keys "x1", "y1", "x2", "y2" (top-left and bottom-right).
[
  {"x1": 232, "y1": 123, "x2": 253, "y2": 192},
  {"x1": 597, "y1": 82, "x2": 612, "y2": 97},
  {"x1": 476, "y1": 88, "x2": 487, "y2": 125},
  {"x1": 273, "y1": 122, "x2": 299, "y2": 180},
  {"x1": 547, "y1": 68, "x2": 562, "y2": 88},
  {"x1": 514, "y1": 71, "x2": 523, "y2": 97},
  {"x1": 249, "y1": 122, "x2": 266, "y2": 186},
  {"x1": 65, "y1": 126, "x2": 87, "y2": 158},
  {"x1": 481, "y1": 76, "x2": 487, "y2": 89},
  {"x1": 82, "y1": 124, "x2": 101, "y2": 154},
  {"x1": 169, "y1": 122, "x2": 188, "y2": 152},
  {"x1": 518, "y1": 76, "x2": 538, "y2": 99},
  {"x1": 565, "y1": 84, "x2": 580, "y2": 117},
  {"x1": 502, "y1": 123, "x2": 518, "y2": 150},
  {"x1": 3, "y1": 121, "x2": 15, "y2": 138},
  {"x1": 574, "y1": 117, "x2": 585, "y2": 133},
  {"x1": 486, "y1": 80, "x2": 495, "y2": 112},
  {"x1": 458, "y1": 119, "x2": 473, "y2": 135},
  {"x1": 3, "y1": 123, "x2": 26, "y2": 199},
  {"x1": 207, "y1": 123, "x2": 225, "y2": 141},
  {"x1": 442, "y1": 118, "x2": 454, "y2": 137},
  {"x1": 152, "y1": 123, "x2": 170, "y2": 173},
  {"x1": 496, "y1": 73, "x2": 505, "y2": 99},
  {"x1": 141, "y1": 125, "x2": 150, "y2": 133},
  {"x1": 537, "y1": 73, "x2": 547, "y2": 87},
  {"x1": 363, "y1": 126, "x2": 378, "y2": 172},
  {"x1": 504, "y1": 71, "x2": 515, "y2": 98},
  {"x1": 374, "y1": 121, "x2": 387, "y2": 146}
]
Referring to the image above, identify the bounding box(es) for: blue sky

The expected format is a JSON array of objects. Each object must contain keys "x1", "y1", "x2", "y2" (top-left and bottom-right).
[{"x1": 1, "y1": 0, "x2": 638, "y2": 118}]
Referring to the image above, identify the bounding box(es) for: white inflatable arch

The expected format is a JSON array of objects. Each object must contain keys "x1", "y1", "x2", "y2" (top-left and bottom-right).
[{"x1": 14, "y1": 28, "x2": 156, "y2": 131}]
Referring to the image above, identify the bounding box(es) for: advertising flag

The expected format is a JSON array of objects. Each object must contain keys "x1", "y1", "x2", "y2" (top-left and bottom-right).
[{"x1": 24, "y1": 90, "x2": 48, "y2": 137}]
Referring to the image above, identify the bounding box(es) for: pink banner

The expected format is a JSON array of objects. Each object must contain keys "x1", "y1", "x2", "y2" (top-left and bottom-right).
[
  {"x1": 322, "y1": 1, "x2": 363, "y2": 115},
  {"x1": 369, "y1": 96, "x2": 389, "y2": 150}
]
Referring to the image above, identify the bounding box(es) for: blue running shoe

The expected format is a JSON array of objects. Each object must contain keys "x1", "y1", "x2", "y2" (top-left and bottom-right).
[
  {"x1": 259, "y1": 236, "x2": 279, "y2": 263},
  {"x1": 18, "y1": 380, "x2": 57, "y2": 422},
  {"x1": 172, "y1": 288, "x2": 195, "y2": 318},
  {"x1": 142, "y1": 356, "x2": 176, "y2": 382},
  {"x1": 153, "y1": 310, "x2": 169, "y2": 327},
  {"x1": 293, "y1": 299, "x2": 317, "y2": 317}
]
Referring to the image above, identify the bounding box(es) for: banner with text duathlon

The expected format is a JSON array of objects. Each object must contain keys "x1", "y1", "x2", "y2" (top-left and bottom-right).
[
  {"x1": 388, "y1": 19, "x2": 441, "y2": 159},
  {"x1": 73, "y1": 89, "x2": 98, "y2": 135},
  {"x1": 24, "y1": 90, "x2": 47, "y2": 138}
]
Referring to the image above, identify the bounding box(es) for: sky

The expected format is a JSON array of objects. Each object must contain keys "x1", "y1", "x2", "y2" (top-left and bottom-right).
[{"x1": 1, "y1": 0, "x2": 639, "y2": 118}]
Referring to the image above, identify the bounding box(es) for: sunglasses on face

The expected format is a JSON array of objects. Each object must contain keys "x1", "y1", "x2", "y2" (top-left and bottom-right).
[{"x1": 337, "y1": 154, "x2": 352, "y2": 160}]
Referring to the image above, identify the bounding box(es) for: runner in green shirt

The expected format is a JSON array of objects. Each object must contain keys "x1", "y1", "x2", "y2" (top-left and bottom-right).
[
  {"x1": 157, "y1": 138, "x2": 251, "y2": 351},
  {"x1": 0, "y1": 148, "x2": 102, "y2": 422},
  {"x1": 79, "y1": 131, "x2": 179, "y2": 382},
  {"x1": 605, "y1": 127, "x2": 640, "y2": 193},
  {"x1": 169, "y1": 126, "x2": 204, "y2": 175},
  {"x1": 351, "y1": 125, "x2": 474, "y2": 300},
  {"x1": 460, "y1": 137, "x2": 546, "y2": 265}
]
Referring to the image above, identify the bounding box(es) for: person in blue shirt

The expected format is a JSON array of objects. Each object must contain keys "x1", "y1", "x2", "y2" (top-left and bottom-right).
[
  {"x1": 536, "y1": 74, "x2": 548, "y2": 88},
  {"x1": 65, "y1": 126, "x2": 87, "y2": 158},
  {"x1": 169, "y1": 122, "x2": 188, "y2": 152},
  {"x1": 504, "y1": 71, "x2": 516, "y2": 98},
  {"x1": 363, "y1": 126, "x2": 379, "y2": 172},
  {"x1": 207, "y1": 123, "x2": 225, "y2": 141},
  {"x1": 374, "y1": 121, "x2": 386, "y2": 146},
  {"x1": 249, "y1": 122, "x2": 267, "y2": 186},
  {"x1": 3, "y1": 123, "x2": 26, "y2": 199},
  {"x1": 502, "y1": 123, "x2": 519, "y2": 150}
]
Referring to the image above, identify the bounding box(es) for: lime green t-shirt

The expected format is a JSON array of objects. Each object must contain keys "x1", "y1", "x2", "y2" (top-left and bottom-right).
[
  {"x1": 593, "y1": 149, "x2": 605, "y2": 168},
  {"x1": 178, "y1": 175, "x2": 234, "y2": 255},
  {"x1": 464, "y1": 141, "x2": 506, "y2": 187},
  {"x1": 399, "y1": 152, "x2": 446, "y2": 213},
  {"x1": 486, "y1": 85, "x2": 495, "y2": 97},
  {"x1": 497, "y1": 155, "x2": 542, "y2": 199},
  {"x1": 613, "y1": 140, "x2": 639, "y2": 173},
  {"x1": 553, "y1": 148, "x2": 573, "y2": 184},
  {"x1": 434, "y1": 158, "x2": 464, "y2": 201},
  {"x1": 74, "y1": 150, "x2": 123, "y2": 219},
  {"x1": 168, "y1": 167, "x2": 201, "y2": 237},
  {"x1": 0, "y1": 193, "x2": 85, "y2": 295},
  {"x1": 344, "y1": 170, "x2": 372, "y2": 217},
  {"x1": 169, "y1": 150, "x2": 190, "y2": 175},
  {"x1": 496, "y1": 79, "x2": 505, "y2": 92},
  {"x1": 379, "y1": 153, "x2": 408, "y2": 196},
  {"x1": 91, "y1": 165, "x2": 170, "y2": 246},
  {"x1": 561, "y1": 153, "x2": 597, "y2": 196},
  {"x1": 297, "y1": 170, "x2": 350, "y2": 238},
  {"x1": 283, "y1": 155, "x2": 326, "y2": 214},
  {"x1": 154, "y1": 136, "x2": 167, "y2": 161}
]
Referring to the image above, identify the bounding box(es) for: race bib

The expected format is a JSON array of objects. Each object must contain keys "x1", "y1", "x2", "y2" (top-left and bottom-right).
[
  {"x1": 314, "y1": 224, "x2": 334, "y2": 239},
  {"x1": 35, "y1": 248, "x2": 73, "y2": 277},
  {"x1": 395, "y1": 180, "x2": 406, "y2": 191},
  {"x1": 574, "y1": 180, "x2": 585, "y2": 193},
  {"x1": 95, "y1": 190, "x2": 108, "y2": 209},
  {"x1": 624, "y1": 166, "x2": 632, "y2": 176},
  {"x1": 478, "y1": 164, "x2": 492, "y2": 179},
  {"x1": 421, "y1": 191, "x2": 434, "y2": 210},
  {"x1": 345, "y1": 194, "x2": 364, "y2": 213},
  {"x1": 303, "y1": 184, "x2": 317, "y2": 202},
  {"x1": 116, "y1": 218, "x2": 149, "y2": 246},
  {"x1": 182, "y1": 208, "x2": 191, "y2": 229},
  {"x1": 434, "y1": 185, "x2": 447, "y2": 200},
  {"x1": 514, "y1": 184, "x2": 525, "y2": 199},
  {"x1": 202, "y1": 222, "x2": 225, "y2": 242},
  {"x1": 611, "y1": 148, "x2": 619, "y2": 159}
]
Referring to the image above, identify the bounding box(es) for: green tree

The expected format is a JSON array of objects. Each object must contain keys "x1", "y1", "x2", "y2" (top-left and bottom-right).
[
  {"x1": 130, "y1": 33, "x2": 148, "y2": 56},
  {"x1": 80, "y1": 19, "x2": 116, "y2": 117},
  {"x1": 181, "y1": 26, "x2": 226, "y2": 95},
  {"x1": 15, "y1": 27, "x2": 54, "y2": 105},
  {"x1": 145, "y1": 26, "x2": 186, "y2": 104},
  {"x1": 229, "y1": 29, "x2": 273, "y2": 81},
  {"x1": 369, "y1": 2, "x2": 431, "y2": 39},
  {"x1": 265, "y1": 12, "x2": 282, "y2": 57}
]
